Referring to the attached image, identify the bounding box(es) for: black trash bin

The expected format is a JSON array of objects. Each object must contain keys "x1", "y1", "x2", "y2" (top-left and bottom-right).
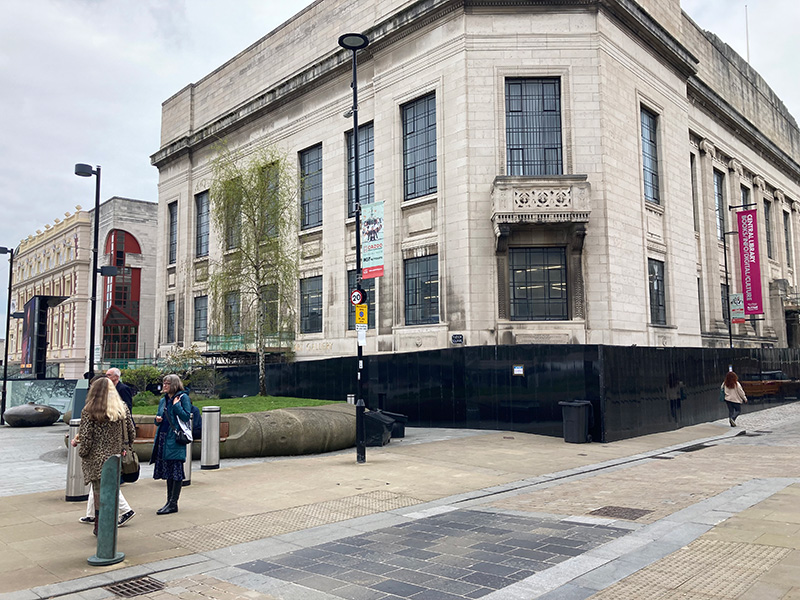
[
  {"x1": 377, "y1": 410, "x2": 408, "y2": 438},
  {"x1": 364, "y1": 410, "x2": 393, "y2": 446},
  {"x1": 558, "y1": 400, "x2": 593, "y2": 443}
]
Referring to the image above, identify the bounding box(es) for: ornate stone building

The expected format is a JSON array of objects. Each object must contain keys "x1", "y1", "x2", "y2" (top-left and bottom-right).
[
  {"x1": 8, "y1": 198, "x2": 158, "y2": 378},
  {"x1": 151, "y1": 0, "x2": 800, "y2": 360}
]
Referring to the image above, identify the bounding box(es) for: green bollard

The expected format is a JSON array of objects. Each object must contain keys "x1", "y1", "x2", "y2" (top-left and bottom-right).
[{"x1": 88, "y1": 455, "x2": 124, "y2": 566}]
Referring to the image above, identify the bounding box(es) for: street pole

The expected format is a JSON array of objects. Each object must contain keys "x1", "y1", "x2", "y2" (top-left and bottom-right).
[
  {"x1": 339, "y1": 32, "x2": 369, "y2": 464},
  {"x1": 1, "y1": 247, "x2": 14, "y2": 425},
  {"x1": 75, "y1": 164, "x2": 101, "y2": 378}
]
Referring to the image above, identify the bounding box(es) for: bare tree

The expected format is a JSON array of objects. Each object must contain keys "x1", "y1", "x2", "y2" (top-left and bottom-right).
[{"x1": 208, "y1": 143, "x2": 298, "y2": 395}]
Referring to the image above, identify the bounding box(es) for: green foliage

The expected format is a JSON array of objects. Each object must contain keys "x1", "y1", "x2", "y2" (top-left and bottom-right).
[
  {"x1": 187, "y1": 367, "x2": 228, "y2": 398},
  {"x1": 207, "y1": 141, "x2": 300, "y2": 395},
  {"x1": 132, "y1": 391, "x2": 159, "y2": 407},
  {"x1": 121, "y1": 365, "x2": 162, "y2": 394},
  {"x1": 132, "y1": 396, "x2": 340, "y2": 415}
]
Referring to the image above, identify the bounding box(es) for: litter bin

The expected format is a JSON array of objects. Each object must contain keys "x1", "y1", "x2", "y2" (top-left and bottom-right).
[
  {"x1": 364, "y1": 410, "x2": 393, "y2": 446},
  {"x1": 377, "y1": 410, "x2": 408, "y2": 438},
  {"x1": 558, "y1": 400, "x2": 593, "y2": 443}
]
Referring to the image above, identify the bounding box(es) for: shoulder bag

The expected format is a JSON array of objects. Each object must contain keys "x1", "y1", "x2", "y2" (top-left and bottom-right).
[
  {"x1": 121, "y1": 417, "x2": 140, "y2": 483},
  {"x1": 719, "y1": 385, "x2": 726, "y2": 403},
  {"x1": 166, "y1": 396, "x2": 193, "y2": 445}
]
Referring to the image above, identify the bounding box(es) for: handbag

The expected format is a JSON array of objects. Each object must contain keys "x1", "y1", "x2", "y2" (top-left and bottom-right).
[
  {"x1": 121, "y1": 416, "x2": 140, "y2": 483},
  {"x1": 719, "y1": 386, "x2": 726, "y2": 403},
  {"x1": 166, "y1": 396, "x2": 193, "y2": 445}
]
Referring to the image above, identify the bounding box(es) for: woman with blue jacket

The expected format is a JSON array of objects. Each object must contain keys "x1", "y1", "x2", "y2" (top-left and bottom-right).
[{"x1": 151, "y1": 374, "x2": 191, "y2": 515}]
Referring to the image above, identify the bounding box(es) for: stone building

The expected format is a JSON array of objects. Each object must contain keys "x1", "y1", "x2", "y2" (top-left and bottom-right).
[
  {"x1": 8, "y1": 197, "x2": 158, "y2": 378},
  {"x1": 151, "y1": 0, "x2": 800, "y2": 361}
]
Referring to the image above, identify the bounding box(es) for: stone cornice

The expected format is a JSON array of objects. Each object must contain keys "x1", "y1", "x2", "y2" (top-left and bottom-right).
[
  {"x1": 151, "y1": 0, "x2": 699, "y2": 170},
  {"x1": 688, "y1": 77, "x2": 800, "y2": 185}
]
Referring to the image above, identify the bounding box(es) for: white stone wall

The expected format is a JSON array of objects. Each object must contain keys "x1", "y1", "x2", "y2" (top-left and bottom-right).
[{"x1": 153, "y1": 0, "x2": 800, "y2": 357}]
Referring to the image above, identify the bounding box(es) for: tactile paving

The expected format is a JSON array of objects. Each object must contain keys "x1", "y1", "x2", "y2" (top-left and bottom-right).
[{"x1": 158, "y1": 490, "x2": 423, "y2": 552}]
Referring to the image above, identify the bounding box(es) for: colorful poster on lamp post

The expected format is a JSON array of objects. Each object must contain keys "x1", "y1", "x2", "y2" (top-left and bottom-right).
[
  {"x1": 737, "y1": 209, "x2": 764, "y2": 314},
  {"x1": 361, "y1": 201, "x2": 384, "y2": 279}
]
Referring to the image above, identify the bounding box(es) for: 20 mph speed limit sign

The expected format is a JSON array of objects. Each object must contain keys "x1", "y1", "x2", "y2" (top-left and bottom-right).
[{"x1": 350, "y1": 289, "x2": 364, "y2": 306}]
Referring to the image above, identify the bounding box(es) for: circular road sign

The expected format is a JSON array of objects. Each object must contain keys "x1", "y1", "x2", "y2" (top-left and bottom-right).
[{"x1": 350, "y1": 289, "x2": 364, "y2": 306}]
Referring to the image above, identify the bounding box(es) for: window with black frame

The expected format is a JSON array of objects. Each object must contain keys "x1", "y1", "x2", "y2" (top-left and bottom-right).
[
  {"x1": 347, "y1": 270, "x2": 375, "y2": 330},
  {"x1": 404, "y1": 255, "x2": 438, "y2": 325},
  {"x1": 195, "y1": 191, "x2": 209, "y2": 257},
  {"x1": 168, "y1": 201, "x2": 178, "y2": 264},
  {"x1": 720, "y1": 283, "x2": 730, "y2": 324},
  {"x1": 641, "y1": 108, "x2": 660, "y2": 204},
  {"x1": 224, "y1": 291, "x2": 240, "y2": 335},
  {"x1": 402, "y1": 94, "x2": 437, "y2": 201},
  {"x1": 649, "y1": 258, "x2": 666, "y2": 325},
  {"x1": 506, "y1": 78, "x2": 563, "y2": 176},
  {"x1": 509, "y1": 247, "x2": 568, "y2": 321},
  {"x1": 300, "y1": 144, "x2": 323, "y2": 229},
  {"x1": 714, "y1": 170, "x2": 726, "y2": 241},
  {"x1": 166, "y1": 299, "x2": 175, "y2": 343},
  {"x1": 194, "y1": 296, "x2": 208, "y2": 342},
  {"x1": 300, "y1": 276, "x2": 323, "y2": 333},
  {"x1": 347, "y1": 123, "x2": 374, "y2": 217}
]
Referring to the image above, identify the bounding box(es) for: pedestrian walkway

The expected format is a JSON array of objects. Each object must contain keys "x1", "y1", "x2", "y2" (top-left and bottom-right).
[{"x1": 1, "y1": 404, "x2": 799, "y2": 600}]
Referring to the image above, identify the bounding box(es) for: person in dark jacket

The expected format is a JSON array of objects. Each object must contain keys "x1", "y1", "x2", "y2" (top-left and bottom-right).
[
  {"x1": 151, "y1": 374, "x2": 191, "y2": 515},
  {"x1": 106, "y1": 367, "x2": 134, "y2": 412}
]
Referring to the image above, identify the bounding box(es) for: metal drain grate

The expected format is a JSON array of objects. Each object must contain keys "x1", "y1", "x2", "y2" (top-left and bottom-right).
[
  {"x1": 104, "y1": 577, "x2": 164, "y2": 598},
  {"x1": 588, "y1": 505, "x2": 654, "y2": 520}
]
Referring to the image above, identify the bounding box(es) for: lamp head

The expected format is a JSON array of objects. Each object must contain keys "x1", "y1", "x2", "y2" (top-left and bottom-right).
[
  {"x1": 74, "y1": 163, "x2": 95, "y2": 177},
  {"x1": 0, "y1": 247, "x2": 10, "y2": 255},
  {"x1": 338, "y1": 33, "x2": 369, "y2": 51}
]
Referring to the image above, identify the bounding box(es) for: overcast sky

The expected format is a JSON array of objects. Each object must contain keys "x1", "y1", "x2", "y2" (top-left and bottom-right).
[{"x1": 0, "y1": 0, "x2": 798, "y2": 337}]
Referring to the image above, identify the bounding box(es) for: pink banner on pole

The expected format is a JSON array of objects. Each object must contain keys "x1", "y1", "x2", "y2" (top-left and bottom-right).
[{"x1": 737, "y1": 209, "x2": 763, "y2": 315}]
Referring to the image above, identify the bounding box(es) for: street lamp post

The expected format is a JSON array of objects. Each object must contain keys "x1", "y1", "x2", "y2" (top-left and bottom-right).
[
  {"x1": 74, "y1": 163, "x2": 101, "y2": 379},
  {"x1": 1, "y1": 246, "x2": 14, "y2": 425},
  {"x1": 339, "y1": 32, "x2": 369, "y2": 464}
]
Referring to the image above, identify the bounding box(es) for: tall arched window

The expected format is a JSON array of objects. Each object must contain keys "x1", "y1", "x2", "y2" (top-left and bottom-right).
[{"x1": 102, "y1": 230, "x2": 142, "y2": 360}]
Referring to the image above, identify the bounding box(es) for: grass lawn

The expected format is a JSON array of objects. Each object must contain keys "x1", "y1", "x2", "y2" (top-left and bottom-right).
[{"x1": 132, "y1": 396, "x2": 341, "y2": 415}]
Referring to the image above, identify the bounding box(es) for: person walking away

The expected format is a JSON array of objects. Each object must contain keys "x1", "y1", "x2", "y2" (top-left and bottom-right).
[
  {"x1": 106, "y1": 367, "x2": 134, "y2": 412},
  {"x1": 151, "y1": 374, "x2": 191, "y2": 515},
  {"x1": 71, "y1": 376, "x2": 136, "y2": 535},
  {"x1": 722, "y1": 371, "x2": 748, "y2": 427}
]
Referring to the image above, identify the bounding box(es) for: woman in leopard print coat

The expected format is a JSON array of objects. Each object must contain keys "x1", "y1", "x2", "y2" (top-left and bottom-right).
[{"x1": 72, "y1": 376, "x2": 135, "y2": 532}]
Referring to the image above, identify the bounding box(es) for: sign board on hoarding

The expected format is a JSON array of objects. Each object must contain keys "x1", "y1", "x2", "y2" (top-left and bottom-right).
[{"x1": 361, "y1": 202, "x2": 384, "y2": 279}]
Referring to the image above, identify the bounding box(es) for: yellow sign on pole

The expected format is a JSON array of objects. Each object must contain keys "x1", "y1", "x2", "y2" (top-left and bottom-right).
[{"x1": 355, "y1": 304, "x2": 368, "y2": 325}]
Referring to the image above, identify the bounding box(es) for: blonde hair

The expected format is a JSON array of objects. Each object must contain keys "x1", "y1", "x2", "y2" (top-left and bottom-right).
[{"x1": 84, "y1": 377, "x2": 127, "y2": 422}]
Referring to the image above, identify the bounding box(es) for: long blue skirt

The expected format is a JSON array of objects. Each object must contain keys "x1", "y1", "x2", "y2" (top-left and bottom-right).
[{"x1": 152, "y1": 431, "x2": 185, "y2": 481}]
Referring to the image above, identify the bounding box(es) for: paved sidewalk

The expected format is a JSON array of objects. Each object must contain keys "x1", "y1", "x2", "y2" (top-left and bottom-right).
[{"x1": 1, "y1": 404, "x2": 799, "y2": 600}]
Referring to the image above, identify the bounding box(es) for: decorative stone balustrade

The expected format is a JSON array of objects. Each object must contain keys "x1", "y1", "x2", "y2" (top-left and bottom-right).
[{"x1": 491, "y1": 175, "x2": 591, "y2": 245}]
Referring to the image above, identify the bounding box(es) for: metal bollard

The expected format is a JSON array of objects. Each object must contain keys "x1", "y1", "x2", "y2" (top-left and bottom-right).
[
  {"x1": 66, "y1": 419, "x2": 89, "y2": 502},
  {"x1": 182, "y1": 415, "x2": 192, "y2": 487},
  {"x1": 200, "y1": 406, "x2": 220, "y2": 470},
  {"x1": 88, "y1": 455, "x2": 124, "y2": 566}
]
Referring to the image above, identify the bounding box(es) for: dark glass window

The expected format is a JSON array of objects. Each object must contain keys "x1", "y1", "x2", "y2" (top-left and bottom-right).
[
  {"x1": 714, "y1": 170, "x2": 726, "y2": 241},
  {"x1": 194, "y1": 296, "x2": 208, "y2": 342},
  {"x1": 649, "y1": 258, "x2": 666, "y2": 325},
  {"x1": 166, "y1": 299, "x2": 175, "y2": 344},
  {"x1": 691, "y1": 154, "x2": 699, "y2": 232},
  {"x1": 641, "y1": 108, "x2": 659, "y2": 204},
  {"x1": 765, "y1": 200, "x2": 774, "y2": 259},
  {"x1": 347, "y1": 122, "x2": 375, "y2": 217},
  {"x1": 195, "y1": 191, "x2": 209, "y2": 258},
  {"x1": 300, "y1": 144, "x2": 323, "y2": 229},
  {"x1": 224, "y1": 291, "x2": 240, "y2": 335},
  {"x1": 402, "y1": 93, "x2": 437, "y2": 200},
  {"x1": 168, "y1": 202, "x2": 177, "y2": 264},
  {"x1": 509, "y1": 248, "x2": 568, "y2": 321},
  {"x1": 784, "y1": 211, "x2": 793, "y2": 268},
  {"x1": 300, "y1": 276, "x2": 323, "y2": 333},
  {"x1": 347, "y1": 270, "x2": 375, "y2": 330},
  {"x1": 721, "y1": 283, "x2": 730, "y2": 324},
  {"x1": 404, "y1": 255, "x2": 439, "y2": 325},
  {"x1": 506, "y1": 78, "x2": 563, "y2": 176}
]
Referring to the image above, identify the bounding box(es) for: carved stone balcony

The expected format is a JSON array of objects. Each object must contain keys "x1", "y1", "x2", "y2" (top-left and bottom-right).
[{"x1": 491, "y1": 175, "x2": 591, "y2": 249}]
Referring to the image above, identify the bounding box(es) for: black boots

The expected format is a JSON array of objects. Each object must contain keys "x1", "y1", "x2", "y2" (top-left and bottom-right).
[
  {"x1": 156, "y1": 480, "x2": 181, "y2": 515},
  {"x1": 92, "y1": 510, "x2": 99, "y2": 536}
]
